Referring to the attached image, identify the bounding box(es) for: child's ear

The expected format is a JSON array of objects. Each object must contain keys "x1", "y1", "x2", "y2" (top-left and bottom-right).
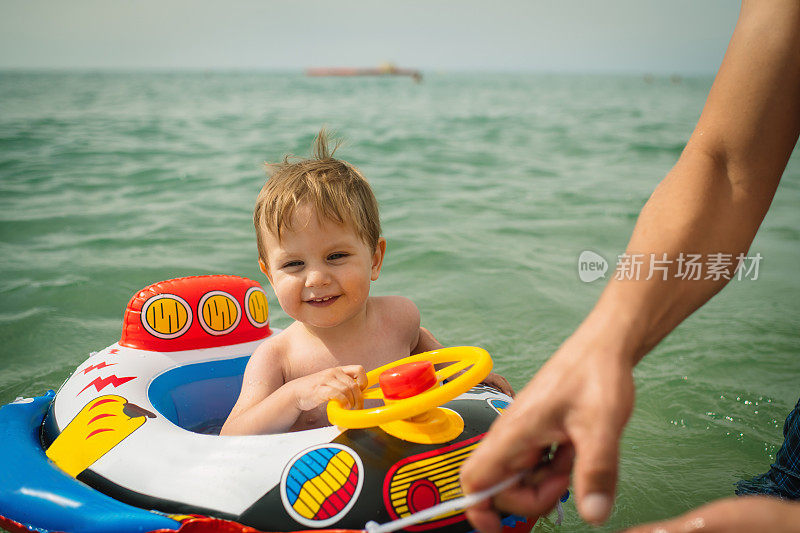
[
  {"x1": 370, "y1": 238, "x2": 387, "y2": 281},
  {"x1": 258, "y1": 258, "x2": 273, "y2": 284}
]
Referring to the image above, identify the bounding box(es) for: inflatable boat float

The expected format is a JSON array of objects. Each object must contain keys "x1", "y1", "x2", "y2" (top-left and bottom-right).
[{"x1": 0, "y1": 275, "x2": 543, "y2": 533}]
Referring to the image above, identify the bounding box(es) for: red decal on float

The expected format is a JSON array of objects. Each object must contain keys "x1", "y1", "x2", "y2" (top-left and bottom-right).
[
  {"x1": 119, "y1": 275, "x2": 271, "y2": 352},
  {"x1": 81, "y1": 361, "x2": 117, "y2": 374},
  {"x1": 85, "y1": 428, "x2": 114, "y2": 439},
  {"x1": 107, "y1": 348, "x2": 119, "y2": 355},
  {"x1": 383, "y1": 433, "x2": 485, "y2": 531},
  {"x1": 316, "y1": 469, "x2": 359, "y2": 519},
  {"x1": 79, "y1": 375, "x2": 136, "y2": 395},
  {"x1": 87, "y1": 398, "x2": 118, "y2": 411},
  {"x1": 407, "y1": 479, "x2": 440, "y2": 513},
  {"x1": 88, "y1": 413, "x2": 114, "y2": 424}
]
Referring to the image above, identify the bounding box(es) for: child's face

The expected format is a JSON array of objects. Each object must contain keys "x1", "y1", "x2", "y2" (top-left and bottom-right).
[{"x1": 259, "y1": 203, "x2": 386, "y2": 329}]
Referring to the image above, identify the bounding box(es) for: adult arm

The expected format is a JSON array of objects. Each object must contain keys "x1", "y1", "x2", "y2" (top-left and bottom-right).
[{"x1": 461, "y1": 1, "x2": 800, "y2": 530}]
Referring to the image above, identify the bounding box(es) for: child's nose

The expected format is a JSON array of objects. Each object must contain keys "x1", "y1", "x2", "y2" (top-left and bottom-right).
[{"x1": 305, "y1": 267, "x2": 330, "y2": 287}]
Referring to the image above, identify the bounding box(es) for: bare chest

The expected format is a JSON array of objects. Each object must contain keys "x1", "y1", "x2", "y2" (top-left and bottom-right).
[
  {"x1": 284, "y1": 333, "x2": 412, "y2": 381},
  {"x1": 285, "y1": 333, "x2": 413, "y2": 430}
]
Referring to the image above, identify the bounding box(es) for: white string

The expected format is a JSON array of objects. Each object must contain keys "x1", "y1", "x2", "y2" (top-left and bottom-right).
[{"x1": 364, "y1": 472, "x2": 523, "y2": 533}]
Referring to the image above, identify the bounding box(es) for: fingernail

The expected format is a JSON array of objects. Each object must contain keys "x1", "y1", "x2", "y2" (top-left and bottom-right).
[{"x1": 581, "y1": 493, "x2": 611, "y2": 523}]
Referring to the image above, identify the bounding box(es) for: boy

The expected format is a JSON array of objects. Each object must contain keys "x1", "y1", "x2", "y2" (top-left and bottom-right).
[{"x1": 221, "y1": 131, "x2": 512, "y2": 435}]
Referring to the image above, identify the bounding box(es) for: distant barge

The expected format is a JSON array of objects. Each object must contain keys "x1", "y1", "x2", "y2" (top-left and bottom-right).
[{"x1": 306, "y1": 63, "x2": 422, "y2": 81}]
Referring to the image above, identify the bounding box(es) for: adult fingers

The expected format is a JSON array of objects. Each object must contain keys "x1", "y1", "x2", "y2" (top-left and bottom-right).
[
  {"x1": 463, "y1": 499, "x2": 503, "y2": 533},
  {"x1": 568, "y1": 360, "x2": 634, "y2": 525},
  {"x1": 463, "y1": 452, "x2": 571, "y2": 533},
  {"x1": 493, "y1": 475, "x2": 570, "y2": 520},
  {"x1": 462, "y1": 399, "x2": 563, "y2": 496},
  {"x1": 492, "y1": 442, "x2": 574, "y2": 517},
  {"x1": 570, "y1": 421, "x2": 621, "y2": 525},
  {"x1": 461, "y1": 425, "x2": 533, "y2": 495}
]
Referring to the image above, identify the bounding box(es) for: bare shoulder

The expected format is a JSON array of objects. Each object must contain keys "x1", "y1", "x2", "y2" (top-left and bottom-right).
[
  {"x1": 369, "y1": 296, "x2": 421, "y2": 348},
  {"x1": 370, "y1": 296, "x2": 420, "y2": 326},
  {"x1": 243, "y1": 329, "x2": 290, "y2": 384}
]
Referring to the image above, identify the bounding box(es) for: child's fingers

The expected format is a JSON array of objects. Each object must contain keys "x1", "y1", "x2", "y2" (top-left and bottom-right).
[
  {"x1": 352, "y1": 386, "x2": 364, "y2": 410},
  {"x1": 332, "y1": 368, "x2": 363, "y2": 408},
  {"x1": 329, "y1": 390, "x2": 352, "y2": 409},
  {"x1": 485, "y1": 373, "x2": 515, "y2": 397},
  {"x1": 334, "y1": 375, "x2": 357, "y2": 408},
  {"x1": 338, "y1": 364, "x2": 368, "y2": 389}
]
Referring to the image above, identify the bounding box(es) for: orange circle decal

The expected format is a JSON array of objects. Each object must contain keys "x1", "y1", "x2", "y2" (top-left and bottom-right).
[
  {"x1": 140, "y1": 294, "x2": 192, "y2": 339},
  {"x1": 245, "y1": 287, "x2": 269, "y2": 327},
  {"x1": 198, "y1": 291, "x2": 241, "y2": 335}
]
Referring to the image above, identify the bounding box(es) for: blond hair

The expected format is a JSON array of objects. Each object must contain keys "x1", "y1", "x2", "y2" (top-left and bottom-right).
[{"x1": 254, "y1": 129, "x2": 381, "y2": 263}]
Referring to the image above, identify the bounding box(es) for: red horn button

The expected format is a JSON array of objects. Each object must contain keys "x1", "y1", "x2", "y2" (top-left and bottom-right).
[{"x1": 379, "y1": 361, "x2": 437, "y2": 400}]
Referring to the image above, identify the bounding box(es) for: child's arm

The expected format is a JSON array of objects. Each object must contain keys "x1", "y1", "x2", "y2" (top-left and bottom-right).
[
  {"x1": 220, "y1": 343, "x2": 367, "y2": 435},
  {"x1": 412, "y1": 325, "x2": 445, "y2": 354}
]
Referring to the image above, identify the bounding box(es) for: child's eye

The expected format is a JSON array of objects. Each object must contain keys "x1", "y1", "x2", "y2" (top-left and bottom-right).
[
  {"x1": 282, "y1": 260, "x2": 304, "y2": 269},
  {"x1": 327, "y1": 252, "x2": 349, "y2": 261}
]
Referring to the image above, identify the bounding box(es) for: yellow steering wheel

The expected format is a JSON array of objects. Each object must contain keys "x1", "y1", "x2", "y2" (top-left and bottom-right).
[{"x1": 327, "y1": 346, "x2": 492, "y2": 431}]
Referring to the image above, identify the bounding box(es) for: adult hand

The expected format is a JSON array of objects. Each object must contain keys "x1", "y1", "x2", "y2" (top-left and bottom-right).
[
  {"x1": 623, "y1": 496, "x2": 800, "y2": 533},
  {"x1": 461, "y1": 3, "x2": 800, "y2": 531},
  {"x1": 461, "y1": 320, "x2": 636, "y2": 532}
]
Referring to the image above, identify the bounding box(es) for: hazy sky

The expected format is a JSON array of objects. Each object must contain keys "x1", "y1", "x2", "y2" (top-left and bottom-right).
[{"x1": 1, "y1": 0, "x2": 740, "y2": 73}]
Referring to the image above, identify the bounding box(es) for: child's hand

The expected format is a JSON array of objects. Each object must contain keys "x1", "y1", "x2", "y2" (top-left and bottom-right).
[
  {"x1": 292, "y1": 365, "x2": 367, "y2": 412},
  {"x1": 480, "y1": 372, "x2": 515, "y2": 397},
  {"x1": 442, "y1": 365, "x2": 516, "y2": 398}
]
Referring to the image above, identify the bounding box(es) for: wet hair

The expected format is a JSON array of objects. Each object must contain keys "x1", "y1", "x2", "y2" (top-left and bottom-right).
[{"x1": 254, "y1": 129, "x2": 381, "y2": 264}]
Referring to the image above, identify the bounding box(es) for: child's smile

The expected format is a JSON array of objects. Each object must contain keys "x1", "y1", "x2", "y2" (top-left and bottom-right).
[
  {"x1": 259, "y1": 203, "x2": 385, "y2": 330},
  {"x1": 304, "y1": 295, "x2": 340, "y2": 307}
]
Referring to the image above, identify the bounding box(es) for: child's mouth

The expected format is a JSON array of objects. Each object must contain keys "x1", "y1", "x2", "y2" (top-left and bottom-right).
[{"x1": 305, "y1": 295, "x2": 339, "y2": 307}]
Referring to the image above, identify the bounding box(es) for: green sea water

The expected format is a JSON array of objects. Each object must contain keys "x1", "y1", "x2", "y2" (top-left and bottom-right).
[{"x1": 0, "y1": 71, "x2": 798, "y2": 531}]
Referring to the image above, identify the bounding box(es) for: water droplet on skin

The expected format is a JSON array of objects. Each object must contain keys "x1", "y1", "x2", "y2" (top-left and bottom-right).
[{"x1": 686, "y1": 517, "x2": 705, "y2": 529}]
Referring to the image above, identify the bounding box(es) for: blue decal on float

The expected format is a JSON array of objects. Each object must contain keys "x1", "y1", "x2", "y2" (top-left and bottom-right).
[
  {"x1": 280, "y1": 444, "x2": 364, "y2": 528},
  {"x1": 488, "y1": 398, "x2": 509, "y2": 414}
]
